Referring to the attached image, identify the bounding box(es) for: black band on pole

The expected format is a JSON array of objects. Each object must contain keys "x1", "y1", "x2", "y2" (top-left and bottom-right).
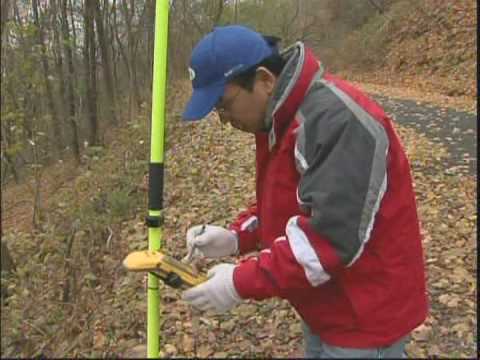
[
  {"x1": 145, "y1": 215, "x2": 164, "y2": 227},
  {"x1": 148, "y1": 163, "x2": 164, "y2": 210}
]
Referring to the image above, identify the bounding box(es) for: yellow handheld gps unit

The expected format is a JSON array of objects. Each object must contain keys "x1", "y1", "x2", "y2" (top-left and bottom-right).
[{"x1": 123, "y1": 250, "x2": 207, "y2": 290}]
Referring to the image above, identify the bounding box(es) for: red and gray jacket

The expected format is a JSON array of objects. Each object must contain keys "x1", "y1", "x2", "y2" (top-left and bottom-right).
[{"x1": 229, "y1": 42, "x2": 428, "y2": 348}]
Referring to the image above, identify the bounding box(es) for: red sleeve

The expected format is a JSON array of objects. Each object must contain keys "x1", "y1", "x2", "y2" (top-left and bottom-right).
[
  {"x1": 233, "y1": 215, "x2": 343, "y2": 300},
  {"x1": 229, "y1": 204, "x2": 260, "y2": 255}
]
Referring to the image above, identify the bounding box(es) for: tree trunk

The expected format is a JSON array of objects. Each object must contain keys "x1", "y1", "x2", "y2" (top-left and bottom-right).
[
  {"x1": 0, "y1": 0, "x2": 10, "y2": 45},
  {"x1": 1, "y1": 241, "x2": 16, "y2": 273},
  {"x1": 0, "y1": 1, "x2": 19, "y2": 184},
  {"x1": 0, "y1": 122, "x2": 20, "y2": 184},
  {"x1": 12, "y1": 3, "x2": 33, "y2": 145},
  {"x1": 119, "y1": 0, "x2": 140, "y2": 118},
  {"x1": 32, "y1": 0, "x2": 64, "y2": 157},
  {"x1": 110, "y1": 0, "x2": 119, "y2": 100},
  {"x1": 114, "y1": 1, "x2": 133, "y2": 118},
  {"x1": 211, "y1": 0, "x2": 224, "y2": 27},
  {"x1": 94, "y1": 1, "x2": 117, "y2": 126},
  {"x1": 0, "y1": 240, "x2": 16, "y2": 301},
  {"x1": 83, "y1": 1, "x2": 98, "y2": 146},
  {"x1": 3, "y1": 82, "x2": 23, "y2": 184},
  {"x1": 128, "y1": 0, "x2": 141, "y2": 109},
  {"x1": 68, "y1": 0, "x2": 78, "y2": 51},
  {"x1": 61, "y1": 0, "x2": 81, "y2": 163},
  {"x1": 234, "y1": 0, "x2": 239, "y2": 23},
  {"x1": 51, "y1": 0, "x2": 67, "y2": 122},
  {"x1": 68, "y1": 0, "x2": 79, "y2": 84},
  {"x1": 146, "y1": 0, "x2": 155, "y2": 81}
]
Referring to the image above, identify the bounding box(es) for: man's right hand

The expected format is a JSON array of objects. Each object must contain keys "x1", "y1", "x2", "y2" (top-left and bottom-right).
[{"x1": 183, "y1": 225, "x2": 238, "y2": 261}]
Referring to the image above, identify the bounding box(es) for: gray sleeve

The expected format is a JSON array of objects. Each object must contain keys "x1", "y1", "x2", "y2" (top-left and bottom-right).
[{"x1": 295, "y1": 83, "x2": 389, "y2": 266}]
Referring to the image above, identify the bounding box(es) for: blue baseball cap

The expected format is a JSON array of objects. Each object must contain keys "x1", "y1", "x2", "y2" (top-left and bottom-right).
[{"x1": 182, "y1": 25, "x2": 276, "y2": 121}]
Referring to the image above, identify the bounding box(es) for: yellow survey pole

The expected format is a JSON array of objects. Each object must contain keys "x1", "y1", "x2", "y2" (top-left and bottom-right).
[{"x1": 147, "y1": 0, "x2": 169, "y2": 357}]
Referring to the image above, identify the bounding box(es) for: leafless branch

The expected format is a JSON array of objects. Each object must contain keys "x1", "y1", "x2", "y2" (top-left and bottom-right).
[
  {"x1": 211, "y1": 0, "x2": 224, "y2": 27},
  {"x1": 106, "y1": 226, "x2": 113, "y2": 250},
  {"x1": 367, "y1": 0, "x2": 385, "y2": 14}
]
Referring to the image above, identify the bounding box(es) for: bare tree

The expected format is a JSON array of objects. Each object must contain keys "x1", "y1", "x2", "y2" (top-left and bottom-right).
[
  {"x1": 234, "y1": 0, "x2": 239, "y2": 23},
  {"x1": 1, "y1": 240, "x2": 16, "y2": 274},
  {"x1": 61, "y1": 0, "x2": 81, "y2": 163},
  {"x1": 211, "y1": 0, "x2": 224, "y2": 26},
  {"x1": 32, "y1": 0, "x2": 64, "y2": 157},
  {"x1": 0, "y1": 1, "x2": 20, "y2": 184},
  {"x1": 95, "y1": 1, "x2": 117, "y2": 126},
  {"x1": 183, "y1": 0, "x2": 225, "y2": 35},
  {"x1": 110, "y1": 0, "x2": 120, "y2": 94},
  {"x1": 119, "y1": 0, "x2": 142, "y2": 117},
  {"x1": 0, "y1": 0, "x2": 10, "y2": 45},
  {"x1": 83, "y1": 0, "x2": 98, "y2": 146},
  {"x1": 51, "y1": 0, "x2": 67, "y2": 122}
]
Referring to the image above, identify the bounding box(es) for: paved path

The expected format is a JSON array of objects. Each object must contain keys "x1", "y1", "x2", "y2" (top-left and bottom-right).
[{"x1": 372, "y1": 95, "x2": 477, "y2": 176}]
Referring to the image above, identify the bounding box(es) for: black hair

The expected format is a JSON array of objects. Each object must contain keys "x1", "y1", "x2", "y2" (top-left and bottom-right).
[{"x1": 229, "y1": 35, "x2": 286, "y2": 91}]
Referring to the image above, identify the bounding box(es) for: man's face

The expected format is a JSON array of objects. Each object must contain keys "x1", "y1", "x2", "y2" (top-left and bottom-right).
[{"x1": 215, "y1": 67, "x2": 276, "y2": 133}]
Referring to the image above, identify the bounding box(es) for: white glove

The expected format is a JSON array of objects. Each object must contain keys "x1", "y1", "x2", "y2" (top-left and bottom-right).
[
  {"x1": 182, "y1": 263, "x2": 242, "y2": 313},
  {"x1": 183, "y1": 225, "x2": 238, "y2": 260}
]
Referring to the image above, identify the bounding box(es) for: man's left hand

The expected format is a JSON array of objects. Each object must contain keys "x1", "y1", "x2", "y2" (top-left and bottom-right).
[{"x1": 182, "y1": 263, "x2": 242, "y2": 313}]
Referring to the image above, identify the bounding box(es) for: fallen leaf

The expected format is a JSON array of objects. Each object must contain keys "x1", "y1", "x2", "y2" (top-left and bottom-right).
[
  {"x1": 164, "y1": 343, "x2": 177, "y2": 355},
  {"x1": 412, "y1": 324, "x2": 431, "y2": 341},
  {"x1": 197, "y1": 344, "x2": 213, "y2": 358}
]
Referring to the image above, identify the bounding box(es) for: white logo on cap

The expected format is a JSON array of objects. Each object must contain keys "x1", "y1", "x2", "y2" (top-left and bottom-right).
[
  {"x1": 224, "y1": 64, "x2": 244, "y2": 78},
  {"x1": 188, "y1": 67, "x2": 196, "y2": 81}
]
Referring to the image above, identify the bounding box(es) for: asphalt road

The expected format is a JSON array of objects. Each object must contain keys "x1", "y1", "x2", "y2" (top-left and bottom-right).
[{"x1": 373, "y1": 95, "x2": 477, "y2": 176}]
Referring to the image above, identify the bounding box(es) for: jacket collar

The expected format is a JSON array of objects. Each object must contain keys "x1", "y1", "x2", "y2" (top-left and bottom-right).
[{"x1": 264, "y1": 42, "x2": 323, "y2": 150}]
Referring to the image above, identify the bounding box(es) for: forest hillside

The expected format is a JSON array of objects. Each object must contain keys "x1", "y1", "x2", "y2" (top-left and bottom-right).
[{"x1": 330, "y1": 0, "x2": 476, "y2": 100}]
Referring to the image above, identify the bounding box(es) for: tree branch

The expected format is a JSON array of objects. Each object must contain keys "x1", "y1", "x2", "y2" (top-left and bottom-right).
[{"x1": 367, "y1": 0, "x2": 384, "y2": 14}]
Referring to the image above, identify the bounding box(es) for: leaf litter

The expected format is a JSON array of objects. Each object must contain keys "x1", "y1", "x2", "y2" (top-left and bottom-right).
[{"x1": 1, "y1": 82, "x2": 476, "y2": 358}]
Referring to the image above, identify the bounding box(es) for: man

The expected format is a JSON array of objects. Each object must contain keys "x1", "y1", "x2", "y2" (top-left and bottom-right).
[{"x1": 181, "y1": 25, "x2": 428, "y2": 358}]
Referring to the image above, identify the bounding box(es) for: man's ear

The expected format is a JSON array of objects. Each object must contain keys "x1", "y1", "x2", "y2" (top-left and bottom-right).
[{"x1": 255, "y1": 66, "x2": 276, "y2": 96}]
